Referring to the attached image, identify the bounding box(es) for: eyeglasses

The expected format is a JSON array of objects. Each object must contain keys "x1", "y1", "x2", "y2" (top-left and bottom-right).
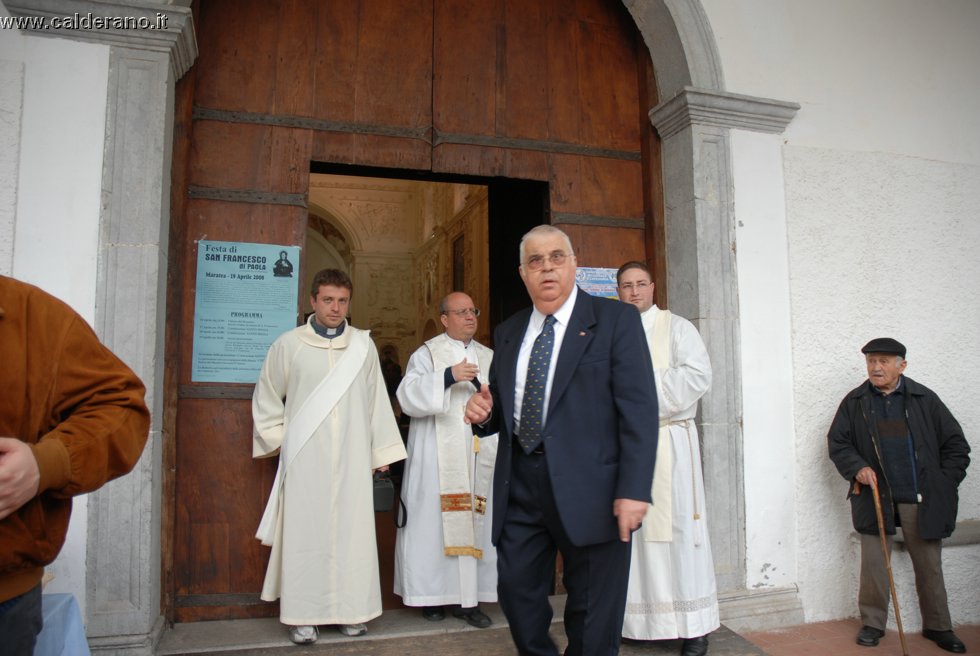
[
  {"x1": 619, "y1": 281, "x2": 651, "y2": 291},
  {"x1": 524, "y1": 251, "x2": 568, "y2": 271},
  {"x1": 443, "y1": 308, "x2": 480, "y2": 317}
]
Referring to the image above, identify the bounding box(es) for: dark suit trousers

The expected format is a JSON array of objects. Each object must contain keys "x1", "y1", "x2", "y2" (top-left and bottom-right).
[
  {"x1": 859, "y1": 503, "x2": 951, "y2": 631},
  {"x1": 498, "y1": 441, "x2": 632, "y2": 656},
  {"x1": 0, "y1": 584, "x2": 43, "y2": 654}
]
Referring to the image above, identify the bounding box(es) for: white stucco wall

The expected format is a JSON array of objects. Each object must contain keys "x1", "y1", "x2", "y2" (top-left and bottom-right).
[
  {"x1": 0, "y1": 6, "x2": 110, "y2": 621},
  {"x1": 0, "y1": 57, "x2": 22, "y2": 273},
  {"x1": 703, "y1": 0, "x2": 980, "y2": 627},
  {"x1": 0, "y1": 20, "x2": 109, "y2": 312},
  {"x1": 731, "y1": 129, "x2": 797, "y2": 592}
]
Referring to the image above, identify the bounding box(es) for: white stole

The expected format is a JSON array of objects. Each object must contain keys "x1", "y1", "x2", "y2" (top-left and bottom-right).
[
  {"x1": 426, "y1": 333, "x2": 496, "y2": 558},
  {"x1": 642, "y1": 308, "x2": 674, "y2": 542},
  {"x1": 255, "y1": 330, "x2": 370, "y2": 546}
]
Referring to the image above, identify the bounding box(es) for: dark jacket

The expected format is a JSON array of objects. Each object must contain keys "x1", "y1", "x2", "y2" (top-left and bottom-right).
[
  {"x1": 479, "y1": 288, "x2": 659, "y2": 546},
  {"x1": 828, "y1": 375, "x2": 970, "y2": 539}
]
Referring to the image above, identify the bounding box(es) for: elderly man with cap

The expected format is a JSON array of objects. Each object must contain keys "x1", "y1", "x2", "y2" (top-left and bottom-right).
[{"x1": 828, "y1": 338, "x2": 970, "y2": 653}]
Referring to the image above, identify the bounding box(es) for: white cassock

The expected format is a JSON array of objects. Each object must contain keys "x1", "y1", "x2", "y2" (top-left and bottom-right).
[
  {"x1": 393, "y1": 332, "x2": 498, "y2": 607},
  {"x1": 623, "y1": 305, "x2": 719, "y2": 640},
  {"x1": 252, "y1": 319, "x2": 406, "y2": 626}
]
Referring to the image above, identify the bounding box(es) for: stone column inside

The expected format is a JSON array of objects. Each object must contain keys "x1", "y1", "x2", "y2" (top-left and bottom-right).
[{"x1": 4, "y1": 1, "x2": 197, "y2": 652}]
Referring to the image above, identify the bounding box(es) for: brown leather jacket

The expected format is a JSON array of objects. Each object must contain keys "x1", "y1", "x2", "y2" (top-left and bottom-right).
[{"x1": 0, "y1": 276, "x2": 150, "y2": 602}]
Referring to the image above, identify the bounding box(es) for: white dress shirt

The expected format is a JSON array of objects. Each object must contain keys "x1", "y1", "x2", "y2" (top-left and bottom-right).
[{"x1": 513, "y1": 286, "x2": 579, "y2": 435}]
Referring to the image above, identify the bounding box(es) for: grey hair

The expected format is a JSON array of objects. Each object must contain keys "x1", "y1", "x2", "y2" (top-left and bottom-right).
[{"x1": 518, "y1": 225, "x2": 575, "y2": 265}]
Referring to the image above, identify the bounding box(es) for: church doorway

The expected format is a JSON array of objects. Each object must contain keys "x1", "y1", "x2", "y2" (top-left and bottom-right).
[
  {"x1": 166, "y1": 0, "x2": 660, "y2": 622},
  {"x1": 301, "y1": 165, "x2": 548, "y2": 609}
]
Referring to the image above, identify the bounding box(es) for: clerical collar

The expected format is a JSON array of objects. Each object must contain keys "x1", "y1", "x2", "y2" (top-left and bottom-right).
[
  {"x1": 447, "y1": 335, "x2": 471, "y2": 349},
  {"x1": 312, "y1": 318, "x2": 346, "y2": 339}
]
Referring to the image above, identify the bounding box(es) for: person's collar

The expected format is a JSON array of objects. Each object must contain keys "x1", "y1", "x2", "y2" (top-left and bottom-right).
[
  {"x1": 531, "y1": 286, "x2": 577, "y2": 328},
  {"x1": 312, "y1": 317, "x2": 346, "y2": 338},
  {"x1": 445, "y1": 333, "x2": 472, "y2": 348},
  {"x1": 870, "y1": 375, "x2": 903, "y2": 396}
]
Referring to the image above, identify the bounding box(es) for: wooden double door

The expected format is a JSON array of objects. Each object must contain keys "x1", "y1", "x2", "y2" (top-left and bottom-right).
[{"x1": 167, "y1": 0, "x2": 663, "y2": 622}]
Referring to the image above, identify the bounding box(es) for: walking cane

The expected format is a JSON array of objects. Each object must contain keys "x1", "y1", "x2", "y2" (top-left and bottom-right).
[{"x1": 869, "y1": 478, "x2": 911, "y2": 656}]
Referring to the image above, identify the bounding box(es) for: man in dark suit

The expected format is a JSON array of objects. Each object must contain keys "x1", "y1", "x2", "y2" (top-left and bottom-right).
[{"x1": 465, "y1": 225, "x2": 659, "y2": 655}]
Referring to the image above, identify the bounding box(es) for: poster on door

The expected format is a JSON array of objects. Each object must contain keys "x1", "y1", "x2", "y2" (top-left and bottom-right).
[
  {"x1": 192, "y1": 240, "x2": 301, "y2": 383},
  {"x1": 576, "y1": 266, "x2": 619, "y2": 299}
]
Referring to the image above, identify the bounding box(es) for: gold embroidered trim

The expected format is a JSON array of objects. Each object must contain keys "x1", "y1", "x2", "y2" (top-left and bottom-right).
[
  {"x1": 440, "y1": 493, "x2": 472, "y2": 512},
  {"x1": 445, "y1": 546, "x2": 484, "y2": 559}
]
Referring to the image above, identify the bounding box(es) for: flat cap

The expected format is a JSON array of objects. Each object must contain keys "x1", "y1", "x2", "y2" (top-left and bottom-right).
[{"x1": 861, "y1": 337, "x2": 906, "y2": 359}]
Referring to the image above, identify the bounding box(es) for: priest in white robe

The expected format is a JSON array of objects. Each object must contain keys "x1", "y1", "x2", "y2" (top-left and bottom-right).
[
  {"x1": 616, "y1": 261, "x2": 718, "y2": 656},
  {"x1": 394, "y1": 292, "x2": 498, "y2": 629},
  {"x1": 252, "y1": 269, "x2": 406, "y2": 645}
]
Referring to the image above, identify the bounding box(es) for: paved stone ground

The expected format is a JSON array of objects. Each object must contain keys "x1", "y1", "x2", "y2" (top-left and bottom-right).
[{"x1": 162, "y1": 624, "x2": 767, "y2": 656}]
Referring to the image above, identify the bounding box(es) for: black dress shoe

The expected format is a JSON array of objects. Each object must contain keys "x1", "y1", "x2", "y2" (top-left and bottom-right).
[
  {"x1": 452, "y1": 605, "x2": 492, "y2": 628},
  {"x1": 856, "y1": 625, "x2": 885, "y2": 647},
  {"x1": 923, "y1": 629, "x2": 966, "y2": 653},
  {"x1": 422, "y1": 606, "x2": 445, "y2": 621},
  {"x1": 681, "y1": 635, "x2": 709, "y2": 656}
]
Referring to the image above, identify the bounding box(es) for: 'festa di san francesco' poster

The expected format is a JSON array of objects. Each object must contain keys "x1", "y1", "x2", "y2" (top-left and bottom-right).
[{"x1": 192, "y1": 240, "x2": 301, "y2": 383}]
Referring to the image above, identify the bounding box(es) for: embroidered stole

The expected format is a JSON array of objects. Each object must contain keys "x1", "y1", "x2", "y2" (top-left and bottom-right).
[
  {"x1": 255, "y1": 330, "x2": 370, "y2": 545},
  {"x1": 426, "y1": 333, "x2": 496, "y2": 558},
  {"x1": 642, "y1": 307, "x2": 674, "y2": 542}
]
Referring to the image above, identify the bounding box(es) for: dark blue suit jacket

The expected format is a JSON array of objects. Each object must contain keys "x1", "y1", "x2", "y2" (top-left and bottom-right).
[{"x1": 483, "y1": 288, "x2": 659, "y2": 547}]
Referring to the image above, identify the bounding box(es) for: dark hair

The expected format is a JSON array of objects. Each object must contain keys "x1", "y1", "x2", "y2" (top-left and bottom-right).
[
  {"x1": 615, "y1": 260, "x2": 651, "y2": 285},
  {"x1": 310, "y1": 268, "x2": 353, "y2": 297}
]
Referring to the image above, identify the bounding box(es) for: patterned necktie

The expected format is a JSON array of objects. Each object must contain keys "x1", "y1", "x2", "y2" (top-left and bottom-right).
[{"x1": 519, "y1": 315, "x2": 556, "y2": 454}]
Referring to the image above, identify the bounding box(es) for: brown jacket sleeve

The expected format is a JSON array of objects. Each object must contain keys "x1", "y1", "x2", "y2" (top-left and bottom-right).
[
  {"x1": 29, "y1": 314, "x2": 150, "y2": 497},
  {"x1": 2, "y1": 277, "x2": 152, "y2": 497}
]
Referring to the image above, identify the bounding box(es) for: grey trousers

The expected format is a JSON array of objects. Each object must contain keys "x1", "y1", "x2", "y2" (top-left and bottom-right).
[{"x1": 859, "y1": 503, "x2": 951, "y2": 631}]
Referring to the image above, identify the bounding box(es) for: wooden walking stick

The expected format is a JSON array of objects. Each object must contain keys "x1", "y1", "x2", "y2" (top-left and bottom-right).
[{"x1": 870, "y1": 478, "x2": 911, "y2": 656}]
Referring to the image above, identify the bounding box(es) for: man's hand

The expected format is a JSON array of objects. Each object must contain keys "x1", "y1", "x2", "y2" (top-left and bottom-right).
[
  {"x1": 613, "y1": 498, "x2": 648, "y2": 542},
  {"x1": 464, "y1": 384, "x2": 493, "y2": 425},
  {"x1": 855, "y1": 466, "x2": 877, "y2": 488},
  {"x1": 451, "y1": 359, "x2": 480, "y2": 383},
  {"x1": 0, "y1": 438, "x2": 41, "y2": 520},
  {"x1": 373, "y1": 465, "x2": 390, "y2": 474}
]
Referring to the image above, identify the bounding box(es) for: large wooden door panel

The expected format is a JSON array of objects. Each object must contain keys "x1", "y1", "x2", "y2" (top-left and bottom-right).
[
  {"x1": 188, "y1": 122, "x2": 314, "y2": 195},
  {"x1": 174, "y1": 397, "x2": 276, "y2": 621},
  {"x1": 170, "y1": 0, "x2": 660, "y2": 621},
  {"x1": 550, "y1": 154, "x2": 644, "y2": 220},
  {"x1": 192, "y1": 0, "x2": 282, "y2": 113}
]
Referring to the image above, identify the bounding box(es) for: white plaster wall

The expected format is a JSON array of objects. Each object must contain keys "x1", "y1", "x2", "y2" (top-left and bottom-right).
[
  {"x1": 0, "y1": 5, "x2": 110, "y2": 621},
  {"x1": 0, "y1": 25, "x2": 109, "y2": 316},
  {"x1": 784, "y1": 147, "x2": 980, "y2": 626},
  {"x1": 702, "y1": 0, "x2": 980, "y2": 166},
  {"x1": 0, "y1": 58, "x2": 23, "y2": 274},
  {"x1": 731, "y1": 129, "x2": 797, "y2": 592},
  {"x1": 700, "y1": 0, "x2": 980, "y2": 626}
]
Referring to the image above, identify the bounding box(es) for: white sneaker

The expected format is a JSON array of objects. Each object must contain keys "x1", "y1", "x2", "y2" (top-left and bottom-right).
[
  {"x1": 289, "y1": 625, "x2": 318, "y2": 644},
  {"x1": 338, "y1": 623, "x2": 367, "y2": 637}
]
